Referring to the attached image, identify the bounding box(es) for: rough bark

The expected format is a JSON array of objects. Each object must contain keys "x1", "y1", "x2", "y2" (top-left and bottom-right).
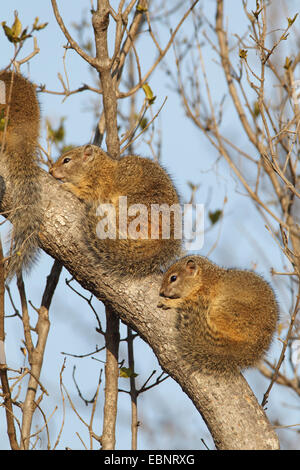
[{"x1": 0, "y1": 166, "x2": 280, "y2": 450}]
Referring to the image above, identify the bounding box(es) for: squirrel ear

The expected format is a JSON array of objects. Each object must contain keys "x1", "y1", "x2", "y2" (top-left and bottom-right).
[
  {"x1": 82, "y1": 144, "x2": 95, "y2": 162},
  {"x1": 185, "y1": 259, "x2": 197, "y2": 275}
]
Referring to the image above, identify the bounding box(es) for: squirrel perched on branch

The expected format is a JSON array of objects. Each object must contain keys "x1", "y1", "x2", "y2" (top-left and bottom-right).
[
  {"x1": 0, "y1": 70, "x2": 182, "y2": 279},
  {"x1": 0, "y1": 70, "x2": 42, "y2": 279},
  {"x1": 158, "y1": 255, "x2": 278, "y2": 374},
  {"x1": 49, "y1": 144, "x2": 182, "y2": 276}
]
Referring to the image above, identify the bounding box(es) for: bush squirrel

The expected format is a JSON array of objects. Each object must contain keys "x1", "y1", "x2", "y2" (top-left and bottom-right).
[
  {"x1": 158, "y1": 255, "x2": 278, "y2": 373},
  {"x1": 0, "y1": 70, "x2": 41, "y2": 279},
  {"x1": 49, "y1": 144, "x2": 182, "y2": 276}
]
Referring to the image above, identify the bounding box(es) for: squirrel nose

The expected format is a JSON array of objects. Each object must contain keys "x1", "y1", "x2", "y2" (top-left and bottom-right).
[
  {"x1": 49, "y1": 167, "x2": 53, "y2": 175},
  {"x1": 159, "y1": 289, "x2": 166, "y2": 297}
]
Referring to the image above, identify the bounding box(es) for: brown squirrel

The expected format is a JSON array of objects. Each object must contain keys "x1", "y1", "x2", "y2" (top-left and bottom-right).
[
  {"x1": 0, "y1": 70, "x2": 41, "y2": 279},
  {"x1": 49, "y1": 144, "x2": 182, "y2": 276},
  {"x1": 158, "y1": 255, "x2": 278, "y2": 373}
]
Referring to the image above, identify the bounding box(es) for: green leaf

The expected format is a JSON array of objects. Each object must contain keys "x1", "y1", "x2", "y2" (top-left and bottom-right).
[
  {"x1": 253, "y1": 101, "x2": 260, "y2": 118},
  {"x1": 0, "y1": 108, "x2": 8, "y2": 131},
  {"x1": 32, "y1": 16, "x2": 48, "y2": 31},
  {"x1": 0, "y1": 118, "x2": 6, "y2": 132},
  {"x1": 139, "y1": 117, "x2": 148, "y2": 130},
  {"x1": 2, "y1": 22, "x2": 15, "y2": 43},
  {"x1": 119, "y1": 367, "x2": 138, "y2": 378},
  {"x1": 19, "y1": 27, "x2": 32, "y2": 42},
  {"x1": 280, "y1": 33, "x2": 289, "y2": 41},
  {"x1": 46, "y1": 117, "x2": 66, "y2": 144},
  {"x1": 209, "y1": 210, "x2": 222, "y2": 225},
  {"x1": 251, "y1": 6, "x2": 263, "y2": 19},
  {"x1": 239, "y1": 49, "x2": 248, "y2": 59},
  {"x1": 2, "y1": 11, "x2": 22, "y2": 43},
  {"x1": 11, "y1": 12, "x2": 22, "y2": 38},
  {"x1": 287, "y1": 13, "x2": 298, "y2": 27},
  {"x1": 136, "y1": 4, "x2": 148, "y2": 12},
  {"x1": 142, "y1": 82, "x2": 156, "y2": 105},
  {"x1": 2, "y1": 15, "x2": 31, "y2": 44},
  {"x1": 284, "y1": 56, "x2": 292, "y2": 70}
]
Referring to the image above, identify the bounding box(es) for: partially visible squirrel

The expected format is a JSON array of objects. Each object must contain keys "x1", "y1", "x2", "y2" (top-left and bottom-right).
[
  {"x1": 49, "y1": 144, "x2": 182, "y2": 276},
  {"x1": 158, "y1": 255, "x2": 278, "y2": 374},
  {"x1": 0, "y1": 70, "x2": 41, "y2": 279}
]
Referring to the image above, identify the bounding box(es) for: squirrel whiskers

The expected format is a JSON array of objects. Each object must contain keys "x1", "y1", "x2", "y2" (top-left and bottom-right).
[{"x1": 0, "y1": 71, "x2": 42, "y2": 279}]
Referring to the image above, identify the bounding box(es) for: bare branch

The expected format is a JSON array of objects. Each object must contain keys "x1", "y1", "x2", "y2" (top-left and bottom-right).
[
  {"x1": 101, "y1": 306, "x2": 119, "y2": 450},
  {"x1": 92, "y1": 0, "x2": 120, "y2": 157},
  {"x1": 51, "y1": 0, "x2": 97, "y2": 67},
  {"x1": 19, "y1": 260, "x2": 61, "y2": 449},
  {"x1": 0, "y1": 239, "x2": 19, "y2": 450}
]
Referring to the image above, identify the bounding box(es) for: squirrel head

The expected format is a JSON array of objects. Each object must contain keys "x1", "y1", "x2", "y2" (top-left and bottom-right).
[
  {"x1": 157, "y1": 257, "x2": 202, "y2": 309},
  {"x1": 49, "y1": 144, "x2": 115, "y2": 185},
  {"x1": 50, "y1": 144, "x2": 97, "y2": 183}
]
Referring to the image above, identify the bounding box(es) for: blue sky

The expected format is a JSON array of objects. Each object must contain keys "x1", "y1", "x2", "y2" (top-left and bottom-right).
[{"x1": 0, "y1": 0, "x2": 299, "y2": 450}]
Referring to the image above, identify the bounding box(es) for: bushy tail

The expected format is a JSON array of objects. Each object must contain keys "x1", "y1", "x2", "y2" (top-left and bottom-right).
[
  {"x1": 5, "y1": 151, "x2": 42, "y2": 280},
  {"x1": 0, "y1": 70, "x2": 41, "y2": 280}
]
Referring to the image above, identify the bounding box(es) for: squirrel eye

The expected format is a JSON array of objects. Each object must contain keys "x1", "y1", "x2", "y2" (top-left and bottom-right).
[
  {"x1": 63, "y1": 157, "x2": 71, "y2": 164},
  {"x1": 170, "y1": 275, "x2": 177, "y2": 283}
]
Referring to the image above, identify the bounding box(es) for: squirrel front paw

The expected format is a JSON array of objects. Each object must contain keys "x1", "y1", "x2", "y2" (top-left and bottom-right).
[{"x1": 157, "y1": 297, "x2": 182, "y2": 310}]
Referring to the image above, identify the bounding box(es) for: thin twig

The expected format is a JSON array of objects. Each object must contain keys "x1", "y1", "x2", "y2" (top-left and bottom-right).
[{"x1": 0, "y1": 238, "x2": 19, "y2": 450}]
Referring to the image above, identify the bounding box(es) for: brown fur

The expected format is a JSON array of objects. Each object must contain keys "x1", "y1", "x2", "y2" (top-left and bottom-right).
[
  {"x1": 158, "y1": 255, "x2": 279, "y2": 374},
  {"x1": 50, "y1": 144, "x2": 182, "y2": 276},
  {"x1": 0, "y1": 71, "x2": 41, "y2": 279}
]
